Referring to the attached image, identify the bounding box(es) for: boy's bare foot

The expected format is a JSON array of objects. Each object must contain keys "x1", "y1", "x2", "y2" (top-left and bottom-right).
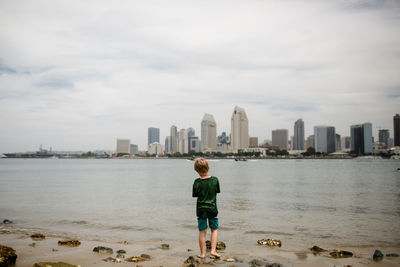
[
  {"x1": 197, "y1": 255, "x2": 205, "y2": 259},
  {"x1": 210, "y1": 251, "x2": 221, "y2": 258}
]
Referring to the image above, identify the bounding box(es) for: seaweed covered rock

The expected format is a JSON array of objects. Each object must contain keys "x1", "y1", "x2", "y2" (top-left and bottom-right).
[
  {"x1": 373, "y1": 249, "x2": 384, "y2": 261},
  {"x1": 125, "y1": 255, "x2": 148, "y2": 262},
  {"x1": 102, "y1": 257, "x2": 121, "y2": 263},
  {"x1": 31, "y1": 233, "x2": 45, "y2": 241},
  {"x1": 330, "y1": 250, "x2": 353, "y2": 258},
  {"x1": 57, "y1": 240, "x2": 81, "y2": 247},
  {"x1": 2, "y1": 220, "x2": 12, "y2": 224},
  {"x1": 205, "y1": 240, "x2": 226, "y2": 250},
  {"x1": 257, "y1": 238, "x2": 281, "y2": 247},
  {"x1": 310, "y1": 245, "x2": 327, "y2": 253},
  {"x1": 184, "y1": 256, "x2": 200, "y2": 267},
  {"x1": 0, "y1": 244, "x2": 17, "y2": 267},
  {"x1": 33, "y1": 262, "x2": 79, "y2": 267},
  {"x1": 93, "y1": 246, "x2": 113, "y2": 254}
]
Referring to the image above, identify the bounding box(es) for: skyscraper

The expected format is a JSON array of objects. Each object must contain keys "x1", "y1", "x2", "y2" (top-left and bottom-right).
[
  {"x1": 394, "y1": 114, "x2": 400, "y2": 146},
  {"x1": 231, "y1": 106, "x2": 249, "y2": 152},
  {"x1": 378, "y1": 129, "x2": 389, "y2": 146},
  {"x1": 272, "y1": 129, "x2": 288, "y2": 150},
  {"x1": 187, "y1": 127, "x2": 196, "y2": 152},
  {"x1": 170, "y1": 125, "x2": 178, "y2": 153},
  {"x1": 148, "y1": 127, "x2": 160, "y2": 148},
  {"x1": 178, "y1": 128, "x2": 188, "y2": 154},
  {"x1": 314, "y1": 126, "x2": 336, "y2": 153},
  {"x1": 201, "y1": 113, "x2": 217, "y2": 151},
  {"x1": 306, "y1": 135, "x2": 315, "y2": 149},
  {"x1": 335, "y1": 134, "x2": 341, "y2": 152},
  {"x1": 164, "y1": 136, "x2": 170, "y2": 153},
  {"x1": 350, "y1": 123, "x2": 373, "y2": 154},
  {"x1": 293, "y1": 119, "x2": 304, "y2": 150},
  {"x1": 116, "y1": 139, "x2": 131, "y2": 154}
]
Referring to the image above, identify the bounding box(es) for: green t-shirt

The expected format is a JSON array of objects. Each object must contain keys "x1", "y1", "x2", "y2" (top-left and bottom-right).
[{"x1": 192, "y1": 176, "x2": 220, "y2": 219}]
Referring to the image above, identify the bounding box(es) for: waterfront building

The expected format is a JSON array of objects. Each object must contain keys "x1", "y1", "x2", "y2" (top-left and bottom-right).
[
  {"x1": 148, "y1": 142, "x2": 164, "y2": 155},
  {"x1": 335, "y1": 134, "x2": 341, "y2": 152},
  {"x1": 272, "y1": 129, "x2": 288, "y2": 150},
  {"x1": 306, "y1": 135, "x2": 315, "y2": 149},
  {"x1": 189, "y1": 136, "x2": 201, "y2": 152},
  {"x1": 164, "y1": 136, "x2": 170, "y2": 153},
  {"x1": 249, "y1": 137, "x2": 258, "y2": 148},
  {"x1": 378, "y1": 129, "x2": 390, "y2": 146},
  {"x1": 350, "y1": 123, "x2": 373, "y2": 154},
  {"x1": 130, "y1": 144, "x2": 138, "y2": 155},
  {"x1": 148, "y1": 127, "x2": 160, "y2": 148},
  {"x1": 170, "y1": 125, "x2": 178, "y2": 153},
  {"x1": 394, "y1": 114, "x2": 400, "y2": 146},
  {"x1": 201, "y1": 113, "x2": 217, "y2": 151},
  {"x1": 178, "y1": 128, "x2": 188, "y2": 154},
  {"x1": 116, "y1": 139, "x2": 131, "y2": 154},
  {"x1": 293, "y1": 119, "x2": 304, "y2": 150},
  {"x1": 314, "y1": 126, "x2": 336, "y2": 153},
  {"x1": 231, "y1": 106, "x2": 249, "y2": 152},
  {"x1": 187, "y1": 127, "x2": 195, "y2": 152}
]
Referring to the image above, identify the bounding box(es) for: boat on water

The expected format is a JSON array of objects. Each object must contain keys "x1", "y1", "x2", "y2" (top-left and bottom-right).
[{"x1": 234, "y1": 158, "x2": 247, "y2": 162}]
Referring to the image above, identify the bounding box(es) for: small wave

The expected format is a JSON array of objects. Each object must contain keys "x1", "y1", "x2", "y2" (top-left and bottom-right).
[{"x1": 244, "y1": 230, "x2": 294, "y2": 236}]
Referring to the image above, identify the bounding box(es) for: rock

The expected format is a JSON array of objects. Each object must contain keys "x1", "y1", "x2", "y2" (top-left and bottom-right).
[
  {"x1": 329, "y1": 250, "x2": 353, "y2": 258},
  {"x1": 118, "y1": 241, "x2": 129, "y2": 245},
  {"x1": 125, "y1": 256, "x2": 146, "y2": 262},
  {"x1": 373, "y1": 249, "x2": 384, "y2": 261},
  {"x1": 257, "y1": 238, "x2": 281, "y2": 247},
  {"x1": 248, "y1": 258, "x2": 267, "y2": 266},
  {"x1": 92, "y1": 246, "x2": 113, "y2": 254},
  {"x1": 58, "y1": 240, "x2": 81, "y2": 247},
  {"x1": 2, "y1": 220, "x2": 12, "y2": 224},
  {"x1": 0, "y1": 244, "x2": 18, "y2": 266},
  {"x1": 266, "y1": 264, "x2": 283, "y2": 267},
  {"x1": 184, "y1": 256, "x2": 200, "y2": 265},
  {"x1": 140, "y1": 254, "x2": 151, "y2": 260},
  {"x1": 33, "y1": 262, "x2": 79, "y2": 267},
  {"x1": 160, "y1": 243, "x2": 169, "y2": 249},
  {"x1": 310, "y1": 245, "x2": 326, "y2": 253},
  {"x1": 386, "y1": 253, "x2": 399, "y2": 257},
  {"x1": 116, "y1": 254, "x2": 125, "y2": 259},
  {"x1": 102, "y1": 257, "x2": 121, "y2": 263},
  {"x1": 223, "y1": 258, "x2": 235, "y2": 262},
  {"x1": 205, "y1": 240, "x2": 226, "y2": 250},
  {"x1": 31, "y1": 233, "x2": 45, "y2": 240},
  {"x1": 29, "y1": 243, "x2": 36, "y2": 247},
  {"x1": 116, "y1": 249, "x2": 126, "y2": 254}
]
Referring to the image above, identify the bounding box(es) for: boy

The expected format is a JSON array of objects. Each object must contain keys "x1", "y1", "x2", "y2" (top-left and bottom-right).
[{"x1": 192, "y1": 157, "x2": 221, "y2": 259}]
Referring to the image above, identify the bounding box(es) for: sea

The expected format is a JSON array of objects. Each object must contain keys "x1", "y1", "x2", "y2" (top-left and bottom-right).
[{"x1": 1, "y1": 158, "x2": 399, "y2": 251}]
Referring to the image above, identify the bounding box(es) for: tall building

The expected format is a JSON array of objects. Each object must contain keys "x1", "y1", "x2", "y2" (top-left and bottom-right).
[
  {"x1": 314, "y1": 126, "x2": 336, "y2": 153},
  {"x1": 189, "y1": 136, "x2": 201, "y2": 152},
  {"x1": 335, "y1": 134, "x2": 341, "y2": 152},
  {"x1": 130, "y1": 144, "x2": 138, "y2": 155},
  {"x1": 306, "y1": 135, "x2": 315, "y2": 149},
  {"x1": 341, "y1": 136, "x2": 351, "y2": 151},
  {"x1": 164, "y1": 136, "x2": 170, "y2": 153},
  {"x1": 148, "y1": 127, "x2": 160, "y2": 148},
  {"x1": 148, "y1": 142, "x2": 164, "y2": 155},
  {"x1": 394, "y1": 114, "x2": 400, "y2": 146},
  {"x1": 293, "y1": 119, "x2": 304, "y2": 150},
  {"x1": 350, "y1": 123, "x2": 373, "y2": 154},
  {"x1": 201, "y1": 113, "x2": 217, "y2": 151},
  {"x1": 116, "y1": 139, "x2": 131, "y2": 154},
  {"x1": 231, "y1": 106, "x2": 249, "y2": 152},
  {"x1": 187, "y1": 127, "x2": 196, "y2": 152},
  {"x1": 378, "y1": 129, "x2": 389, "y2": 146},
  {"x1": 272, "y1": 129, "x2": 288, "y2": 150},
  {"x1": 170, "y1": 125, "x2": 178, "y2": 153},
  {"x1": 249, "y1": 137, "x2": 258, "y2": 148},
  {"x1": 178, "y1": 128, "x2": 188, "y2": 154}
]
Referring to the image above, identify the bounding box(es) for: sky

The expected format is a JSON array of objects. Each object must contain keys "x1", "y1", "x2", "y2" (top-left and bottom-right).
[{"x1": 1, "y1": 0, "x2": 400, "y2": 153}]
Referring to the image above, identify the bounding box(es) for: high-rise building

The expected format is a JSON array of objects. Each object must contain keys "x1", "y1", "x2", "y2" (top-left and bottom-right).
[
  {"x1": 178, "y1": 128, "x2": 188, "y2": 154},
  {"x1": 350, "y1": 123, "x2": 373, "y2": 154},
  {"x1": 293, "y1": 119, "x2": 304, "y2": 150},
  {"x1": 306, "y1": 135, "x2": 315, "y2": 149},
  {"x1": 249, "y1": 137, "x2": 258, "y2": 148},
  {"x1": 170, "y1": 125, "x2": 178, "y2": 153},
  {"x1": 314, "y1": 126, "x2": 336, "y2": 153},
  {"x1": 187, "y1": 127, "x2": 196, "y2": 152},
  {"x1": 201, "y1": 113, "x2": 217, "y2": 151},
  {"x1": 148, "y1": 127, "x2": 160, "y2": 148},
  {"x1": 116, "y1": 139, "x2": 131, "y2": 154},
  {"x1": 394, "y1": 114, "x2": 400, "y2": 146},
  {"x1": 130, "y1": 144, "x2": 138, "y2": 155},
  {"x1": 335, "y1": 134, "x2": 341, "y2": 152},
  {"x1": 231, "y1": 106, "x2": 249, "y2": 152},
  {"x1": 189, "y1": 136, "x2": 201, "y2": 152},
  {"x1": 164, "y1": 136, "x2": 170, "y2": 153},
  {"x1": 378, "y1": 129, "x2": 390, "y2": 146},
  {"x1": 341, "y1": 136, "x2": 351, "y2": 151},
  {"x1": 272, "y1": 129, "x2": 288, "y2": 150},
  {"x1": 148, "y1": 142, "x2": 164, "y2": 155}
]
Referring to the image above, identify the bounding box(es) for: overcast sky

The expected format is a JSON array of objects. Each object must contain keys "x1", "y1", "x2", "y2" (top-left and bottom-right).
[{"x1": 1, "y1": 0, "x2": 399, "y2": 153}]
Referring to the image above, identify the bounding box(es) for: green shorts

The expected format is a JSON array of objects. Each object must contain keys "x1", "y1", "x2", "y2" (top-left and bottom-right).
[{"x1": 197, "y1": 217, "x2": 218, "y2": 231}]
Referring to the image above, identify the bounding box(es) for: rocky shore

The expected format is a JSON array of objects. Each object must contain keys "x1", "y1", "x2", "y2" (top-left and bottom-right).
[{"x1": 1, "y1": 227, "x2": 400, "y2": 267}]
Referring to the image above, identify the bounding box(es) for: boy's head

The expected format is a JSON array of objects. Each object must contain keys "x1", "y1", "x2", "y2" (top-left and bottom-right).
[{"x1": 194, "y1": 157, "x2": 209, "y2": 175}]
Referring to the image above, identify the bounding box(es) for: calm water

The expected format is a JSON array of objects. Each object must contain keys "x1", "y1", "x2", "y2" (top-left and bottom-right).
[{"x1": 0, "y1": 158, "x2": 399, "y2": 249}]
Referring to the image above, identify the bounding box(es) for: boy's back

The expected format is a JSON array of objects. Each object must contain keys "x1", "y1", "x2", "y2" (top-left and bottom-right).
[{"x1": 192, "y1": 176, "x2": 220, "y2": 218}]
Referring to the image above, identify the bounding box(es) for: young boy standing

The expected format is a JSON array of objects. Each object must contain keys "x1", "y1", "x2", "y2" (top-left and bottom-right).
[{"x1": 192, "y1": 157, "x2": 221, "y2": 259}]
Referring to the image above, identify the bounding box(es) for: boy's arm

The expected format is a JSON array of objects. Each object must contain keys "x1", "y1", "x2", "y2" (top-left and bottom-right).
[
  {"x1": 192, "y1": 181, "x2": 198, "y2": 197},
  {"x1": 216, "y1": 178, "x2": 221, "y2": 193}
]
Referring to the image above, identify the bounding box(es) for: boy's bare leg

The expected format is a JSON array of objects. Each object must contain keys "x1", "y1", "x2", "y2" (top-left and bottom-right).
[
  {"x1": 198, "y1": 229, "x2": 207, "y2": 259},
  {"x1": 210, "y1": 229, "x2": 221, "y2": 258}
]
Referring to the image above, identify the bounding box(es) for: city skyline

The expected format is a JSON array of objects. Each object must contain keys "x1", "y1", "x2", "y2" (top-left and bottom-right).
[{"x1": 1, "y1": 1, "x2": 399, "y2": 153}]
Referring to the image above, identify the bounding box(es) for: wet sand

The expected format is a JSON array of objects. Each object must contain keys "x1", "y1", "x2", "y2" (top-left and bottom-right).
[{"x1": 1, "y1": 231, "x2": 400, "y2": 267}]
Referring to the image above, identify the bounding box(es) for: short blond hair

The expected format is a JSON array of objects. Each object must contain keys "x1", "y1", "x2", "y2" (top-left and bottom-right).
[{"x1": 194, "y1": 157, "x2": 209, "y2": 174}]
